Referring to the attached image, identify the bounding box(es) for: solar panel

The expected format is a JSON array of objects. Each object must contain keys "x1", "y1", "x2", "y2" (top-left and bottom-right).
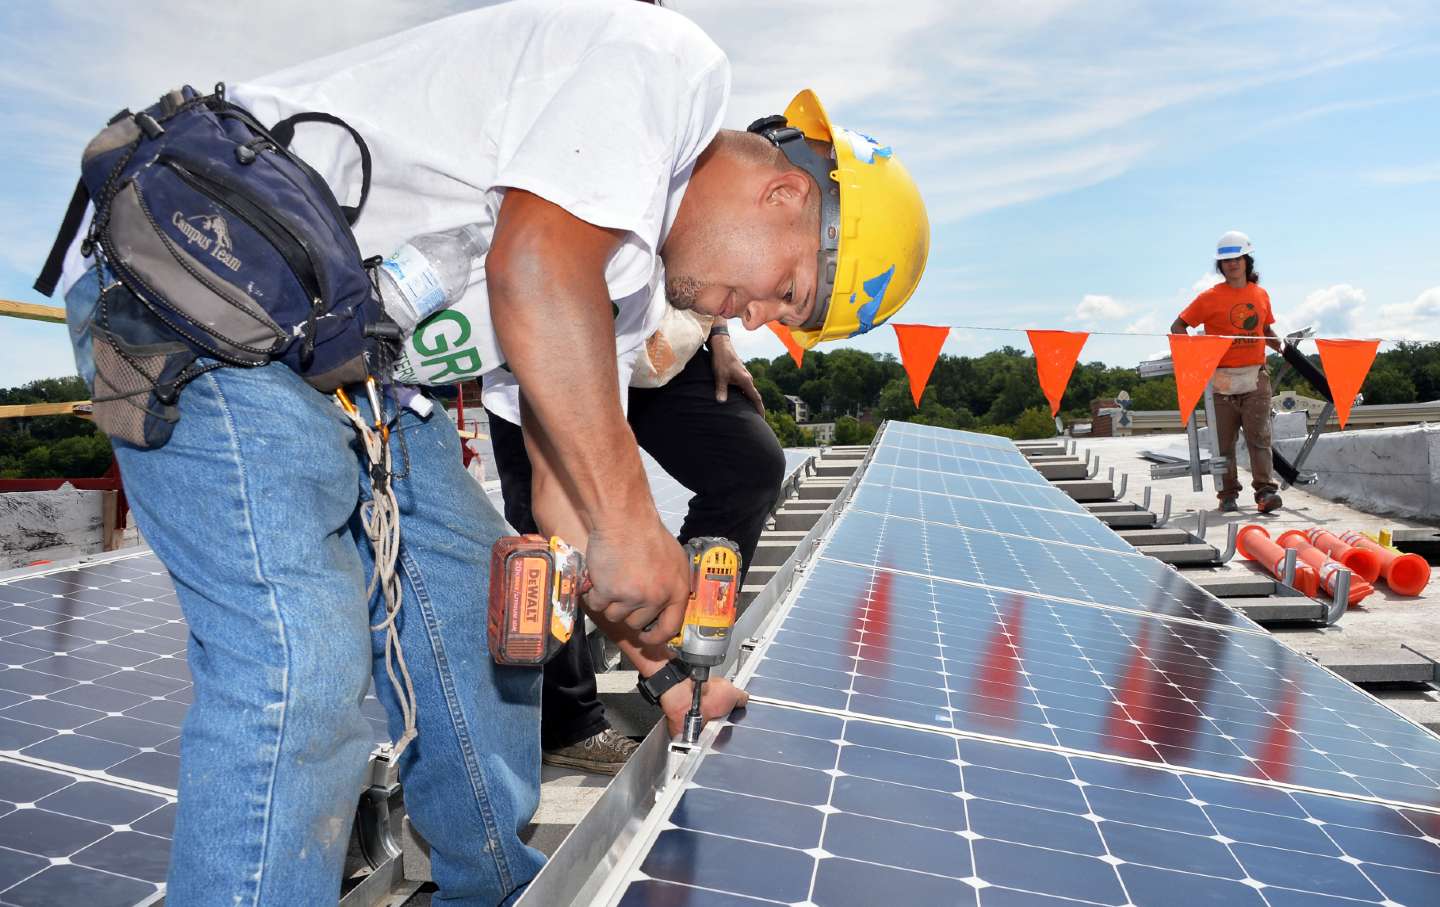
[
  {"x1": 0, "y1": 756, "x2": 171, "y2": 905},
  {"x1": 743, "y1": 560, "x2": 1440, "y2": 806},
  {"x1": 610, "y1": 701, "x2": 1440, "y2": 907},
  {"x1": 591, "y1": 421, "x2": 1440, "y2": 907},
  {"x1": 849, "y1": 482, "x2": 1133, "y2": 554}
]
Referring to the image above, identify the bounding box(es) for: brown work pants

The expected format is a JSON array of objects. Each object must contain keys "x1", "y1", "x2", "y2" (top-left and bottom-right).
[{"x1": 1212, "y1": 370, "x2": 1277, "y2": 501}]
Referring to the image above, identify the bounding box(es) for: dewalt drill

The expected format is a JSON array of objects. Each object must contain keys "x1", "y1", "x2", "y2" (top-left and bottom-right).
[{"x1": 488, "y1": 535, "x2": 741, "y2": 744}]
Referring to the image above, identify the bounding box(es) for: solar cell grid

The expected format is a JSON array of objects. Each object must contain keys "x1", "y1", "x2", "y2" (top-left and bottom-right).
[
  {"x1": 819, "y1": 509, "x2": 1251, "y2": 628},
  {"x1": 0, "y1": 758, "x2": 172, "y2": 905},
  {"x1": 744, "y1": 559, "x2": 1440, "y2": 806},
  {"x1": 882, "y1": 422, "x2": 1021, "y2": 453},
  {"x1": 870, "y1": 445, "x2": 1054, "y2": 485},
  {"x1": 863, "y1": 462, "x2": 1089, "y2": 515},
  {"x1": 611, "y1": 701, "x2": 1440, "y2": 907},
  {"x1": 850, "y1": 481, "x2": 1134, "y2": 554}
]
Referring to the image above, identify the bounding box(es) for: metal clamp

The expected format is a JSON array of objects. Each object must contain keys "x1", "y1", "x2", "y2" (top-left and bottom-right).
[
  {"x1": 1155, "y1": 493, "x2": 1172, "y2": 528},
  {"x1": 1281, "y1": 548, "x2": 1298, "y2": 587},
  {"x1": 1326, "y1": 567, "x2": 1351, "y2": 626},
  {"x1": 1217, "y1": 522, "x2": 1238, "y2": 564}
]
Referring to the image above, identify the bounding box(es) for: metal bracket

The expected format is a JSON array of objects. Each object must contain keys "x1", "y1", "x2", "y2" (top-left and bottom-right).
[
  {"x1": 1141, "y1": 485, "x2": 1152, "y2": 511},
  {"x1": 1194, "y1": 508, "x2": 1208, "y2": 543},
  {"x1": 1115, "y1": 471, "x2": 1128, "y2": 499},
  {"x1": 1217, "y1": 522, "x2": 1239, "y2": 564},
  {"x1": 1281, "y1": 548, "x2": 1298, "y2": 587},
  {"x1": 1326, "y1": 567, "x2": 1351, "y2": 626},
  {"x1": 1086, "y1": 451, "x2": 1100, "y2": 480},
  {"x1": 1284, "y1": 400, "x2": 1333, "y2": 490},
  {"x1": 1155, "y1": 493, "x2": 1172, "y2": 528},
  {"x1": 1067, "y1": 439, "x2": 1077, "y2": 455}
]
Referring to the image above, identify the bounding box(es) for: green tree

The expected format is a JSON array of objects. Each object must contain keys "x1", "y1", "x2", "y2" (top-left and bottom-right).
[
  {"x1": 764, "y1": 411, "x2": 816, "y2": 447},
  {"x1": 754, "y1": 375, "x2": 786, "y2": 414},
  {"x1": 833, "y1": 416, "x2": 876, "y2": 446},
  {"x1": 1014, "y1": 406, "x2": 1057, "y2": 440},
  {"x1": 1362, "y1": 366, "x2": 1416, "y2": 405}
]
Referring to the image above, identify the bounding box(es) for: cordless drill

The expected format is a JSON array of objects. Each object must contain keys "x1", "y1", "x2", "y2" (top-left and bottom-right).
[
  {"x1": 670, "y1": 538, "x2": 742, "y2": 745},
  {"x1": 488, "y1": 534, "x2": 741, "y2": 744}
]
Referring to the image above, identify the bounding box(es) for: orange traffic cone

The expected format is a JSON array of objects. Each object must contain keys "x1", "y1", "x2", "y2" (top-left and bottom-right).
[
  {"x1": 1338, "y1": 530, "x2": 1432, "y2": 596},
  {"x1": 1304, "y1": 528, "x2": 1382, "y2": 583},
  {"x1": 1237, "y1": 525, "x2": 1319, "y2": 597},
  {"x1": 1276, "y1": 530, "x2": 1374, "y2": 606}
]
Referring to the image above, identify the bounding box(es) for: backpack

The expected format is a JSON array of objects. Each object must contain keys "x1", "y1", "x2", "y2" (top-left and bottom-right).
[{"x1": 34, "y1": 83, "x2": 397, "y2": 449}]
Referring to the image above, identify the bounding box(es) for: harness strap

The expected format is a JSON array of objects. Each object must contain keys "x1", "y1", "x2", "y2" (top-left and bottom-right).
[
  {"x1": 270, "y1": 111, "x2": 373, "y2": 227},
  {"x1": 33, "y1": 180, "x2": 91, "y2": 297}
]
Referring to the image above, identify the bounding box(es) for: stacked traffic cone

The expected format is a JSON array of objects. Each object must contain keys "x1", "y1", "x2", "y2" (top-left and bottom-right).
[
  {"x1": 1237, "y1": 525, "x2": 1319, "y2": 597},
  {"x1": 1338, "y1": 530, "x2": 1432, "y2": 596},
  {"x1": 1303, "y1": 529, "x2": 1382, "y2": 583},
  {"x1": 1276, "y1": 530, "x2": 1374, "y2": 607}
]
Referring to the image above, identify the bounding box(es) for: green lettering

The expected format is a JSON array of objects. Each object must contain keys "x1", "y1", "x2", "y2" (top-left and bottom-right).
[
  {"x1": 412, "y1": 310, "x2": 471, "y2": 356},
  {"x1": 423, "y1": 347, "x2": 484, "y2": 382}
]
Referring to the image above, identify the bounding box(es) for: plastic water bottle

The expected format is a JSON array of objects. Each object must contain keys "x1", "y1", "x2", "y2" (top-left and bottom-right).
[{"x1": 376, "y1": 223, "x2": 488, "y2": 333}]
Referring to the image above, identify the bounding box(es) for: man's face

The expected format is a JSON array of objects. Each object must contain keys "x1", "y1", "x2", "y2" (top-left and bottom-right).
[{"x1": 663, "y1": 170, "x2": 823, "y2": 331}]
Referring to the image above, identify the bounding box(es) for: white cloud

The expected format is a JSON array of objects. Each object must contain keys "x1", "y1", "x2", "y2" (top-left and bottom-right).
[
  {"x1": 1071, "y1": 294, "x2": 1129, "y2": 322},
  {"x1": 1191, "y1": 272, "x2": 1223, "y2": 295},
  {"x1": 1365, "y1": 161, "x2": 1440, "y2": 185},
  {"x1": 1124, "y1": 312, "x2": 1161, "y2": 335},
  {"x1": 1281, "y1": 284, "x2": 1367, "y2": 337},
  {"x1": 1376, "y1": 286, "x2": 1440, "y2": 341}
]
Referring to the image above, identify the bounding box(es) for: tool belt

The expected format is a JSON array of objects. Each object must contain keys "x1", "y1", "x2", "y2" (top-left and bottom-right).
[
  {"x1": 34, "y1": 83, "x2": 397, "y2": 449},
  {"x1": 1211, "y1": 365, "x2": 1261, "y2": 396}
]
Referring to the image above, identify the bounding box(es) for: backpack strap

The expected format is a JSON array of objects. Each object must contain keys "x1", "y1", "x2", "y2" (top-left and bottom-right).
[
  {"x1": 270, "y1": 111, "x2": 372, "y2": 227},
  {"x1": 33, "y1": 179, "x2": 91, "y2": 297}
]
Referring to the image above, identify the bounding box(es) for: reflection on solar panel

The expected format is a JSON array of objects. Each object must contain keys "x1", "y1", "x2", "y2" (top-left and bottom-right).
[
  {"x1": 865, "y1": 462, "x2": 1090, "y2": 514},
  {"x1": 606, "y1": 423, "x2": 1440, "y2": 906}
]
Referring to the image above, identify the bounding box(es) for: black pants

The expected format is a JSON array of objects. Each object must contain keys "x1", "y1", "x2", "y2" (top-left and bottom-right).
[{"x1": 487, "y1": 347, "x2": 785, "y2": 749}]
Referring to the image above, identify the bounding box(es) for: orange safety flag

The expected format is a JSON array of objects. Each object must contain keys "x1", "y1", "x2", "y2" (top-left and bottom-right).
[
  {"x1": 1168, "y1": 334, "x2": 1233, "y2": 425},
  {"x1": 1315, "y1": 338, "x2": 1380, "y2": 429},
  {"x1": 892, "y1": 324, "x2": 951, "y2": 407},
  {"x1": 1025, "y1": 330, "x2": 1089, "y2": 416},
  {"x1": 767, "y1": 322, "x2": 804, "y2": 369}
]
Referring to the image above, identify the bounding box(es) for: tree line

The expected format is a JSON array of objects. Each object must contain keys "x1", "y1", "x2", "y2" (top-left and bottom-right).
[
  {"x1": 3, "y1": 341, "x2": 1439, "y2": 476},
  {"x1": 747, "y1": 341, "x2": 1440, "y2": 448}
]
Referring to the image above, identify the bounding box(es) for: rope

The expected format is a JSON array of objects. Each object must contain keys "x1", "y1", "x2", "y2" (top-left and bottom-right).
[
  {"x1": 912, "y1": 323, "x2": 1407, "y2": 344},
  {"x1": 336, "y1": 386, "x2": 419, "y2": 759}
]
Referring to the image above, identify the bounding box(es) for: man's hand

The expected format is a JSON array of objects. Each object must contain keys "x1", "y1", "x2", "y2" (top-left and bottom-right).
[
  {"x1": 659, "y1": 676, "x2": 750, "y2": 738},
  {"x1": 709, "y1": 331, "x2": 764, "y2": 414},
  {"x1": 585, "y1": 518, "x2": 692, "y2": 644}
]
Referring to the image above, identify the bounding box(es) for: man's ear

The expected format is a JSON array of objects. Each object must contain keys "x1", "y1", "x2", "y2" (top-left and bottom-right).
[{"x1": 761, "y1": 169, "x2": 812, "y2": 212}]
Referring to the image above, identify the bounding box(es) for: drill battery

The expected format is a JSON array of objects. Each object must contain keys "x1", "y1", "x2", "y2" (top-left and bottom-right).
[{"x1": 487, "y1": 534, "x2": 582, "y2": 666}]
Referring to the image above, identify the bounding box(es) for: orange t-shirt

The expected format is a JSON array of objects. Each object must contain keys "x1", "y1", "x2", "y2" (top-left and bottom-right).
[{"x1": 1179, "y1": 282, "x2": 1274, "y2": 368}]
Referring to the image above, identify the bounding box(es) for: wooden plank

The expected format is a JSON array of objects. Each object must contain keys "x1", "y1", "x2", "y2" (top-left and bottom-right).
[
  {"x1": 0, "y1": 401, "x2": 91, "y2": 419},
  {"x1": 0, "y1": 299, "x2": 66, "y2": 324}
]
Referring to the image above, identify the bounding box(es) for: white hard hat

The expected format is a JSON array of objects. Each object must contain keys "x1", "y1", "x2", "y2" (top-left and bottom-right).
[{"x1": 1216, "y1": 230, "x2": 1253, "y2": 261}]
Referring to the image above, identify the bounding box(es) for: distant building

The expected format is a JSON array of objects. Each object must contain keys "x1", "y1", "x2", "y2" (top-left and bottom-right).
[
  {"x1": 783, "y1": 394, "x2": 809, "y2": 423},
  {"x1": 801, "y1": 421, "x2": 836, "y2": 444}
]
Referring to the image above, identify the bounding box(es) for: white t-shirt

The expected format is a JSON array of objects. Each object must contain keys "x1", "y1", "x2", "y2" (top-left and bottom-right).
[{"x1": 61, "y1": 0, "x2": 729, "y2": 418}]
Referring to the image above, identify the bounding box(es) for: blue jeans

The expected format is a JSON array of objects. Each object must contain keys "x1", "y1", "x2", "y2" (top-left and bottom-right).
[{"x1": 69, "y1": 268, "x2": 544, "y2": 905}]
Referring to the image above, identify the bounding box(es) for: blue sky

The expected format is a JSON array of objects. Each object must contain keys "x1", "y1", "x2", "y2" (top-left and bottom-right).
[{"x1": 3, "y1": 0, "x2": 1439, "y2": 386}]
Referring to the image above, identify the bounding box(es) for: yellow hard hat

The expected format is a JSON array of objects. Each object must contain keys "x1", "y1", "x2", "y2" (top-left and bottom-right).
[{"x1": 750, "y1": 90, "x2": 930, "y2": 349}]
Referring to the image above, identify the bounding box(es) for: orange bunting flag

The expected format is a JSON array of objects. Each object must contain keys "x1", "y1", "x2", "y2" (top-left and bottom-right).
[
  {"x1": 1025, "y1": 330, "x2": 1089, "y2": 416},
  {"x1": 1168, "y1": 334, "x2": 1233, "y2": 425},
  {"x1": 892, "y1": 324, "x2": 951, "y2": 407},
  {"x1": 767, "y1": 321, "x2": 804, "y2": 369},
  {"x1": 1315, "y1": 338, "x2": 1380, "y2": 429}
]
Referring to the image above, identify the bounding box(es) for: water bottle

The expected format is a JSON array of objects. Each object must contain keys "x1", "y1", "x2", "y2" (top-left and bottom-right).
[{"x1": 376, "y1": 223, "x2": 488, "y2": 333}]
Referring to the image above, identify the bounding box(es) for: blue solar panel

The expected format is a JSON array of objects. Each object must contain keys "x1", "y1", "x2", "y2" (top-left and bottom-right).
[
  {"x1": 601, "y1": 421, "x2": 1440, "y2": 907},
  {"x1": 850, "y1": 481, "x2": 1133, "y2": 554},
  {"x1": 611, "y1": 701, "x2": 1440, "y2": 907},
  {"x1": 744, "y1": 559, "x2": 1440, "y2": 805},
  {"x1": 864, "y1": 462, "x2": 1089, "y2": 514}
]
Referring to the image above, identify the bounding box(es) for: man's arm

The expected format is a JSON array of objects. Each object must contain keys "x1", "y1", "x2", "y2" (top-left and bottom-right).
[
  {"x1": 488, "y1": 188, "x2": 689, "y2": 643},
  {"x1": 1264, "y1": 324, "x2": 1282, "y2": 352},
  {"x1": 1170, "y1": 317, "x2": 1190, "y2": 335}
]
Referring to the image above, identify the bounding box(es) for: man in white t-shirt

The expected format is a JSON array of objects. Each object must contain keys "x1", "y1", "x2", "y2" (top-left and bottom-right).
[{"x1": 53, "y1": 1, "x2": 929, "y2": 903}]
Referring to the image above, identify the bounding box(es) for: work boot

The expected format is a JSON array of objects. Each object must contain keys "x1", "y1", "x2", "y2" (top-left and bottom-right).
[
  {"x1": 542, "y1": 728, "x2": 638, "y2": 775},
  {"x1": 1256, "y1": 491, "x2": 1283, "y2": 513},
  {"x1": 1217, "y1": 497, "x2": 1239, "y2": 513}
]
